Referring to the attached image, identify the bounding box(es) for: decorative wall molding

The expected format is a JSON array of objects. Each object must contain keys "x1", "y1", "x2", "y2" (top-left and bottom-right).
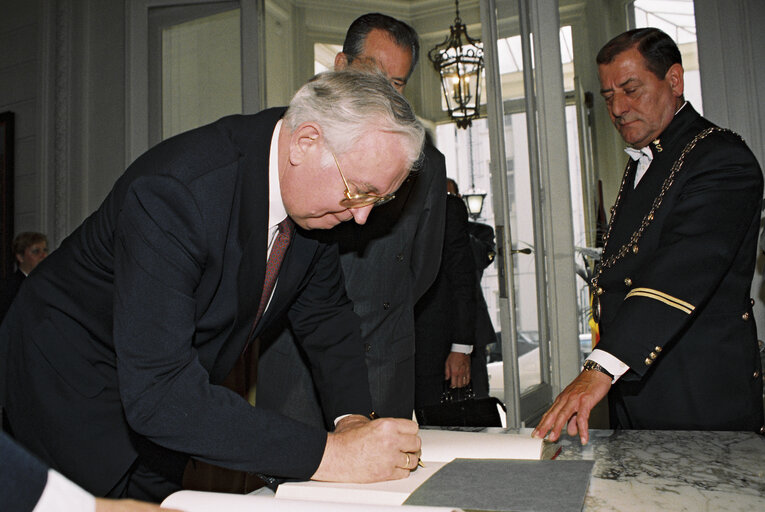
[
  {"x1": 53, "y1": 0, "x2": 72, "y2": 245},
  {"x1": 37, "y1": 0, "x2": 73, "y2": 246}
]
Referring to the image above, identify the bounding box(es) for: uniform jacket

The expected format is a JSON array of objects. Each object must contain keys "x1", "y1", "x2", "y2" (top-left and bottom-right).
[
  {"x1": 257, "y1": 142, "x2": 446, "y2": 425},
  {"x1": 596, "y1": 103, "x2": 764, "y2": 431},
  {"x1": 1, "y1": 108, "x2": 372, "y2": 496}
]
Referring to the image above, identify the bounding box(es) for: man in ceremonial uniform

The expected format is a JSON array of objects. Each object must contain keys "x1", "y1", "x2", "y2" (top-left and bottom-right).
[{"x1": 534, "y1": 28, "x2": 764, "y2": 443}]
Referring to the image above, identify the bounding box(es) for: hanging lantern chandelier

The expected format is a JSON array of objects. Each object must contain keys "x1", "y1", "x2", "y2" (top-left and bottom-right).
[{"x1": 428, "y1": 0, "x2": 484, "y2": 128}]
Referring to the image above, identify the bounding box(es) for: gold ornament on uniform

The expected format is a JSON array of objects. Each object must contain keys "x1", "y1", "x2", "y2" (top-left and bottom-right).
[{"x1": 590, "y1": 127, "x2": 732, "y2": 326}]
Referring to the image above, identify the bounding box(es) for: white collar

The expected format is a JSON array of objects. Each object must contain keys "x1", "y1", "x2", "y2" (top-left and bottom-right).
[{"x1": 624, "y1": 145, "x2": 653, "y2": 162}]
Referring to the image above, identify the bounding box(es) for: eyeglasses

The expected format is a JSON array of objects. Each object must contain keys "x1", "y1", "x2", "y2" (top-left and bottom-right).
[{"x1": 332, "y1": 152, "x2": 395, "y2": 208}]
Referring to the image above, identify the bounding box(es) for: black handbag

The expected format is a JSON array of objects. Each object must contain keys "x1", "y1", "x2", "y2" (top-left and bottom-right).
[{"x1": 415, "y1": 384, "x2": 506, "y2": 428}]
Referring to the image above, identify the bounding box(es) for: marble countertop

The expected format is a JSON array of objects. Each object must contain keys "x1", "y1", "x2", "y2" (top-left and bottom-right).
[{"x1": 551, "y1": 429, "x2": 765, "y2": 511}]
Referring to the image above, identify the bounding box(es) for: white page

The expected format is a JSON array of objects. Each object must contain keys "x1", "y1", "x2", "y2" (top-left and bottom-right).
[
  {"x1": 275, "y1": 461, "x2": 446, "y2": 505},
  {"x1": 419, "y1": 429, "x2": 543, "y2": 462},
  {"x1": 162, "y1": 489, "x2": 462, "y2": 511}
]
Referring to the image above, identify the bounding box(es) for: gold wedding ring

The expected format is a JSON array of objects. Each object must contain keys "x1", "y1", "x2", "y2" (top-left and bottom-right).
[{"x1": 405, "y1": 453, "x2": 410, "y2": 467}]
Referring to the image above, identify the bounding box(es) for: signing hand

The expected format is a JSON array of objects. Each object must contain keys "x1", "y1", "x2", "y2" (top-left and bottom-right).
[
  {"x1": 444, "y1": 351, "x2": 471, "y2": 388},
  {"x1": 312, "y1": 417, "x2": 420, "y2": 483},
  {"x1": 532, "y1": 370, "x2": 611, "y2": 445}
]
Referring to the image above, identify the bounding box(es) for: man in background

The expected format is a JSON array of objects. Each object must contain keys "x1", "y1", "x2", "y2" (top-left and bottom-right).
[
  {"x1": 258, "y1": 13, "x2": 447, "y2": 424},
  {"x1": 534, "y1": 28, "x2": 764, "y2": 444},
  {"x1": 414, "y1": 178, "x2": 478, "y2": 409}
]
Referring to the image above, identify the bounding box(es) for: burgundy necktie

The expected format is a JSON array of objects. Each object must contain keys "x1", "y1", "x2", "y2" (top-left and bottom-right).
[{"x1": 253, "y1": 216, "x2": 294, "y2": 328}]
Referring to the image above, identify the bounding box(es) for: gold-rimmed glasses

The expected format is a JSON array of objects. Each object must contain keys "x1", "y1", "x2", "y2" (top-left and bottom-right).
[{"x1": 332, "y1": 152, "x2": 396, "y2": 208}]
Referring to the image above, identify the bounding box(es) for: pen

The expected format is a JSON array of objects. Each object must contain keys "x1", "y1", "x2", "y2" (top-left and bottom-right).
[{"x1": 370, "y1": 412, "x2": 425, "y2": 468}]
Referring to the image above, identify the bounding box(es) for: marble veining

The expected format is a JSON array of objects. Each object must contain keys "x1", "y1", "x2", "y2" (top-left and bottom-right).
[{"x1": 553, "y1": 429, "x2": 765, "y2": 511}]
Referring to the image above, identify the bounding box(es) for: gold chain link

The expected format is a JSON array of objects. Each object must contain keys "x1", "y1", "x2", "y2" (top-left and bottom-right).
[{"x1": 591, "y1": 127, "x2": 734, "y2": 290}]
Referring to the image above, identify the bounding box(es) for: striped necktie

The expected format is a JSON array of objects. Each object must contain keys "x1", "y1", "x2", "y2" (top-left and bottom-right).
[{"x1": 254, "y1": 216, "x2": 294, "y2": 328}]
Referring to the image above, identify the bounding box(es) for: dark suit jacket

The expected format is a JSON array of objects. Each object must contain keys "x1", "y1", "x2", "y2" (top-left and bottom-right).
[
  {"x1": 0, "y1": 269, "x2": 24, "y2": 323},
  {"x1": 597, "y1": 104, "x2": 764, "y2": 431},
  {"x1": 1, "y1": 108, "x2": 372, "y2": 496},
  {"x1": 1, "y1": 431, "x2": 48, "y2": 512},
  {"x1": 466, "y1": 222, "x2": 497, "y2": 398},
  {"x1": 257, "y1": 142, "x2": 446, "y2": 426},
  {"x1": 414, "y1": 194, "x2": 477, "y2": 408}
]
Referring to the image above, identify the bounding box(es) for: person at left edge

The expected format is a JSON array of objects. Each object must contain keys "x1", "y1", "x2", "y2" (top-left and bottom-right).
[
  {"x1": 1, "y1": 69, "x2": 424, "y2": 503},
  {"x1": 0, "y1": 431, "x2": 178, "y2": 512},
  {"x1": 0, "y1": 231, "x2": 49, "y2": 323}
]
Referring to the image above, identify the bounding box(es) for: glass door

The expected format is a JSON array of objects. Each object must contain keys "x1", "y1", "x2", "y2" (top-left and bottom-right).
[{"x1": 479, "y1": 0, "x2": 584, "y2": 427}]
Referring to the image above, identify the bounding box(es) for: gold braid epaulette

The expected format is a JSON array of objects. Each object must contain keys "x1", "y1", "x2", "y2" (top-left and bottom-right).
[{"x1": 592, "y1": 126, "x2": 736, "y2": 289}]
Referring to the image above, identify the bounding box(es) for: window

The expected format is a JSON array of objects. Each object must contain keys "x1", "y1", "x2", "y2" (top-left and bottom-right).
[{"x1": 634, "y1": 0, "x2": 702, "y2": 113}]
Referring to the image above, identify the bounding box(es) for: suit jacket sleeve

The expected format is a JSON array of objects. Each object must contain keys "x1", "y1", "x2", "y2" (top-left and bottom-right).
[
  {"x1": 411, "y1": 145, "x2": 447, "y2": 302},
  {"x1": 597, "y1": 132, "x2": 763, "y2": 377},
  {"x1": 113, "y1": 175, "x2": 327, "y2": 480},
  {"x1": 1, "y1": 432, "x2": 48, "y2": 512},
  {"x1": 443, "y1": 196, "x2": 478, "y2": 346}
]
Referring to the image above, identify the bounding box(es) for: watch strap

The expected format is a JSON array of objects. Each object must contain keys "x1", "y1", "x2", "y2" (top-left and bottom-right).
[{"x1": 582, "y1": 359, "x2": 614, "y2": 379}]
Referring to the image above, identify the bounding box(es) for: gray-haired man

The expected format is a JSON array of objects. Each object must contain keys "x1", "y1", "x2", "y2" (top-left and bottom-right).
[{"x1": 1, "y1": 70, "x2": 424, "y2": 502}]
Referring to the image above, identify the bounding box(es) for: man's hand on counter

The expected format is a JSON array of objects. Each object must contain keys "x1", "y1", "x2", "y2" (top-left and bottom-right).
[
  {"x1": 312, "y1": 416, "x2": 421, "y2": 483},
  {"x1": 532, "y1": 370, "x2": 612, "y2": 445}
]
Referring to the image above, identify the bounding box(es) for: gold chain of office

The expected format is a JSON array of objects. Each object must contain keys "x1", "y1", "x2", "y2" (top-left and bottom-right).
[{"x1": 591, "y1": 126, "x2": 735, "y2": 291}]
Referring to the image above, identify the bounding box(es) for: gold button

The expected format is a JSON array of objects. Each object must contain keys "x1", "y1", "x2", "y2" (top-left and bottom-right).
[
  {"x1": 644, "y1": 358, "x2": 653, "y2": 366},
  {"x1": 655, "y1": 346, "x2": 662, "y2": 353},
  {"x1": 624, "y1": 278, "x2": 632, "y2": 287},
  {"x1": 650, "y1": 352, "x2": 657, "y2": 360},
  {"x1": 751, "y1": 298, "x2": 756, "y2": 306},
  {"x1": 632, "y1": 245, "x2": 639, "y2": 254},
  {"x1": 596, "y1": 287, "x2": 604, "y2": 296},
  {"x1": 742, "y1": 312, "x2": 750, "y2": 321},
  {"x1": 760, "y1": 425, "x2": 765, "y2": 435},
  {"x1": 754, "y1": 370, "x2": 761, "y2": 379}
]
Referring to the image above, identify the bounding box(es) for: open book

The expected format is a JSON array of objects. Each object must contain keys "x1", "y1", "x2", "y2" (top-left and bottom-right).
[
  {"x1": 161, "y1": 430, "x2": 553, "y2": 511},
  {"x1": 273, "y1": 429, "x2": 551, "y2": 506}
]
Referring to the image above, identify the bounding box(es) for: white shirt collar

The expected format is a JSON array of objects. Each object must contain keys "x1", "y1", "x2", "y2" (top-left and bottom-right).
[{"x1": 624, "y1": 145, "x2": 653, "y2": 162}]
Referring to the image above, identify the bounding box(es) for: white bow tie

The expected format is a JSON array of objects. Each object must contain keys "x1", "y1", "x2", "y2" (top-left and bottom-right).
[{"x1": 624, "y1": 146, "x2": 653, "y2": 162}]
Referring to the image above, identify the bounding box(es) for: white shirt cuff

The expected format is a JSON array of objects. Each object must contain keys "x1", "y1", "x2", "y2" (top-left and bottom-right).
[
  {"x1": 450, "y1": 343, "x2": 473, "y2": 354},
  {"x1": 33, "y1": 469, "x2": 95, "y2": 512},
  {"x1": 334, "y1": 414, "x2": 351, "y2": 426},
  {"x1": 586, "y1": 349, "x2": 630, "y2": 383}
]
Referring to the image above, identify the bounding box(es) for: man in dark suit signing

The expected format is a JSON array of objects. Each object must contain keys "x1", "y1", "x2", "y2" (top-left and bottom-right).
[
  {"x1": 534, "y1": 28, "x2": 764, "y2": 443},
  {"x1": 257, "y1": 13, "x2": 447, "y2": 425},
  {"x1": 1, "y1": 70, "x2": 424, "y2": 502}
]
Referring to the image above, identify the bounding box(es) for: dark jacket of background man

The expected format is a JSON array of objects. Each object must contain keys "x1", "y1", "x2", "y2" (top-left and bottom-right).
[
  {"x1": 414, "y1": 192, "x2": 477, "y2": 408},
  {"x1": 257, "y1": 13, "x2": 447, "y2": 425}
]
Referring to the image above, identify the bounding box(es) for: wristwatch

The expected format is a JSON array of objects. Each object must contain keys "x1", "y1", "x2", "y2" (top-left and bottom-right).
[{"x1": 582, "y1": 359, "x2": 614, "y2": 379}]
